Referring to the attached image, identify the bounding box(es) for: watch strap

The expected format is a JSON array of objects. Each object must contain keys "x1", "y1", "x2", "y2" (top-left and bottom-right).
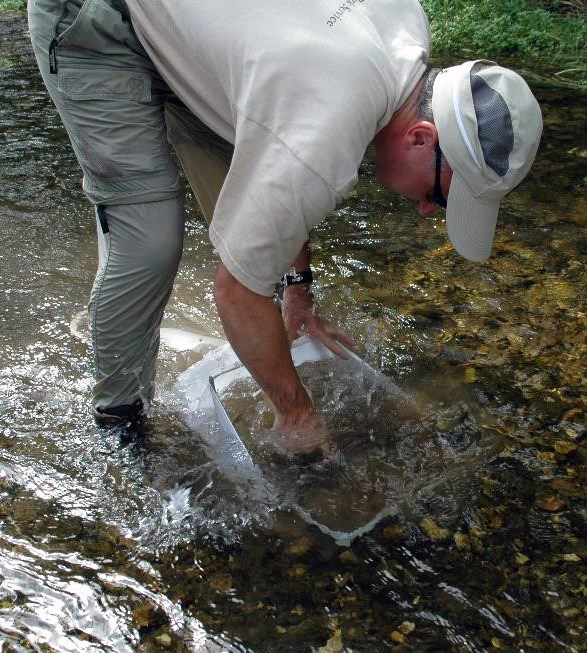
[{"x1": 280, "y1": 268, "x2": 313, "y2": 287}]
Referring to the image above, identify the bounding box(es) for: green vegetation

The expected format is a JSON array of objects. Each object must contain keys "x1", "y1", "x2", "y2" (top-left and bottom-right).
[
  {"x1": 0, "y1": 0, "x2": 25, "y2": 10},
  {"x1": 423, "y1": 0, "x2": 586, "y2": 87}
]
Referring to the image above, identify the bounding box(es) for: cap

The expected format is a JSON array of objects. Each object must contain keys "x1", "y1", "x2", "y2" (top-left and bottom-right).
[{"x1": 432, "y1": 60, "x2": 543, "y2": 261}]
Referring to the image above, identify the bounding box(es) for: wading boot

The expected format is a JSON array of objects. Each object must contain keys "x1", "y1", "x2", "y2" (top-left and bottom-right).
[{"x1": 94, "y1": 398, "x2": 145, "y2": 429}]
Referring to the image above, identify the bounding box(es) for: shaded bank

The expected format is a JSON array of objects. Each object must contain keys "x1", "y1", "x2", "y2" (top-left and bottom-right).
[{"x1": 423, "y1": 0, "x2": 586, "y2": 90}]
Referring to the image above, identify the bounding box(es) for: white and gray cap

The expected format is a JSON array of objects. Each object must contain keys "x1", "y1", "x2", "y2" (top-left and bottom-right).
[{"x1": 432, "y1": 60, "x2": 543, "y2": 261}]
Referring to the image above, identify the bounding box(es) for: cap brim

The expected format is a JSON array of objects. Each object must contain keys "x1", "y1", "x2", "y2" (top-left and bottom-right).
[{"x1": 446, "y1": 175, "x2": 499, "y2": 262}]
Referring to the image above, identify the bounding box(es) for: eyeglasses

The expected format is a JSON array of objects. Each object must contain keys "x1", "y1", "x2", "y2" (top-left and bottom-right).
[{"x1": 428, "y1": 142, "x2": 447, "y2": 209}]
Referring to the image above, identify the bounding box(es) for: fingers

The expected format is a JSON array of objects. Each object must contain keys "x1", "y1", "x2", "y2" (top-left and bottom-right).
[
  {"x1": 326, "y1": 324, "x2": 355, "y2": 349},
  {"x1": 306, "y1": 321, "x2": 355, "y2": 360},
  {"x1": 284, "y1": 308, "x2": 355, "y2": 360},
  {"x1": 316, "y1": 332, "x2": 350, "y2": 359}
]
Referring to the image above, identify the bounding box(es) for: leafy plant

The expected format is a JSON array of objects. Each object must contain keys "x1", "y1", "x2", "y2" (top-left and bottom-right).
[
  {"x1": 422, "y1": 0, "x2": 586, "y2": 87},
  {"x1": 0, "y1": 0, "x2": 27, "y2": 10}
]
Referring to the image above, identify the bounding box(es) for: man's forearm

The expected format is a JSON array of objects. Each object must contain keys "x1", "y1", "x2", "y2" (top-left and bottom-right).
[{"x1": 213, "y1": 263, "x2": 313, "y2": 421}]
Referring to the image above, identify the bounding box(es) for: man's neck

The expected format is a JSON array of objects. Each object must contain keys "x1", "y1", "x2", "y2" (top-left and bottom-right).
[{"x1": 373, "y1": 77, "x2": 423, "y2": 146}]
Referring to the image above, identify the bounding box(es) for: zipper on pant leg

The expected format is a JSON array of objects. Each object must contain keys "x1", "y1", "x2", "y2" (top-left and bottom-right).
[
  {"x1": 49, "y1": 2, "x2": 71, "y2": 74},
  {"x1": 49, "y1": 38, "x2": 58, "y2": 74}
]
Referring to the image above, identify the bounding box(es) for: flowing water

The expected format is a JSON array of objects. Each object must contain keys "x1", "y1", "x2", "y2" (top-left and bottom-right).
[{"x1": 1, "y1": 12, "x2": 587, "y2": 653}]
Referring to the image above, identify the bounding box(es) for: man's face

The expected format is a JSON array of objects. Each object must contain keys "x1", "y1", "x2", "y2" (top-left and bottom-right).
[{"x1": 374, "y1": 122, "x2": 452, "y2": 217}]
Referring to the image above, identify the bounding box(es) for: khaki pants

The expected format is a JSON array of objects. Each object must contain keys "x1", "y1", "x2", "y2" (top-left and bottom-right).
[{"x1": 28, "y1": 0, "x2": 232, "y2": 414}]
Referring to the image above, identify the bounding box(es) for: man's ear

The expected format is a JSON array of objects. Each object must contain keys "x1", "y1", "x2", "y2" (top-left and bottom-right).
[{"x1": 404, "y1": 120, "x2": 437, "y2": 148}]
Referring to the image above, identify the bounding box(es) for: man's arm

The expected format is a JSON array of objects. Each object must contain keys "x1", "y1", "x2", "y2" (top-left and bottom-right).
[{"x1": 213, "y1": 262, "x2": 320, "y2": 440}]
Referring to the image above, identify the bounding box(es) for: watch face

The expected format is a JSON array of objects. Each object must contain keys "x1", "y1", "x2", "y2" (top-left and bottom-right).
[{"x1": 281, "y1": 269, "x2": 313, "y2": 286}]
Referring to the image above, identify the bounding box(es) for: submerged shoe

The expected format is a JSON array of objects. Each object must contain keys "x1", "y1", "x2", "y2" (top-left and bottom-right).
[{"x1": 94, "y1": 398, "x2": 144, "y2": 428}]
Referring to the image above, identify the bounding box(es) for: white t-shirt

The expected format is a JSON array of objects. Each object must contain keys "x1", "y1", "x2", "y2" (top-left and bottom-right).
[{"x1": 126, "y1": 0, "x2": 431, "y2": 295}]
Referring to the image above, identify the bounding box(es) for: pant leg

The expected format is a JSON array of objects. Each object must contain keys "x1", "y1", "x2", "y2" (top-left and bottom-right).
[
  {"x1": 172, "y1": 141, "x2": 229, "y2": 226},
  {"x1": 91, "y1": 199, "x2": 183, "y2": 412},
  {"x1": 28, "y1": 0, "x2": 184, "y2": 414},
  {"x1": 164, "y1": 99, "x2": 233, "y2": 225}
]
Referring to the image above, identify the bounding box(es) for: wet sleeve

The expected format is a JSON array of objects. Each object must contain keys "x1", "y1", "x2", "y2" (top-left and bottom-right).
[{"x1": 209, "y1": 116, "x2": 348, "y2": 297}]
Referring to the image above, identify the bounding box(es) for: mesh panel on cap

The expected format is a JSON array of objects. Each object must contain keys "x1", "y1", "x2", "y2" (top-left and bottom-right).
[{"x1": 471, "y1": 74, "x2": 514, "y2": 177}]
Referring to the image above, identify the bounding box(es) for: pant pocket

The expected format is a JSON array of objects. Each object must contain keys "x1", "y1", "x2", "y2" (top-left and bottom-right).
[
  {"x1": 57, "y1": 65, "x2": 173, "y2": 181},
  {"x1": 57, "y1": 0, "x2": 147, "y2": 60}
]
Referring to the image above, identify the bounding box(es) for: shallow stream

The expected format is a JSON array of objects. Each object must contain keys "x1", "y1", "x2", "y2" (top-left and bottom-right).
[{"x1": 1, "y1": 13, "x2": 586, "y2": 653}]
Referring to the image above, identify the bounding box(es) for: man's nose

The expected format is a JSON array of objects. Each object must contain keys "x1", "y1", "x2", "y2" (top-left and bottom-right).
[{"x1": 418, "y1": 200, "x2": 441, "y2": 217}]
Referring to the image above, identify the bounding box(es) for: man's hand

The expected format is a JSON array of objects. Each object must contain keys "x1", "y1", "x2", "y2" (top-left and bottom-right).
[
  {"x1": 281, "y1": 240, "x2": 354, "y2": 358},
  {"x1": 272, "y1": 408, "x2": 331, "y2": 455},
  {"x1": 282, "y1": 283, "x2": 355, "y2": 359}
]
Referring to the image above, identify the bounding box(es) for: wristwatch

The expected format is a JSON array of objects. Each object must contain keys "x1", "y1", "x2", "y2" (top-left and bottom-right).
[{"x1": 279, "y1": 268, "x2": 313, "y2": 287}]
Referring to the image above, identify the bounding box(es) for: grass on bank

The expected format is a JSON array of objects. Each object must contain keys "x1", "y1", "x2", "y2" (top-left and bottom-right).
[
  {"x1": 0, "y1": 0, "x2": 24, "y2": 10},
  {"x1": 422, "y1": 0, "x2": 586, "y2": 87}
]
